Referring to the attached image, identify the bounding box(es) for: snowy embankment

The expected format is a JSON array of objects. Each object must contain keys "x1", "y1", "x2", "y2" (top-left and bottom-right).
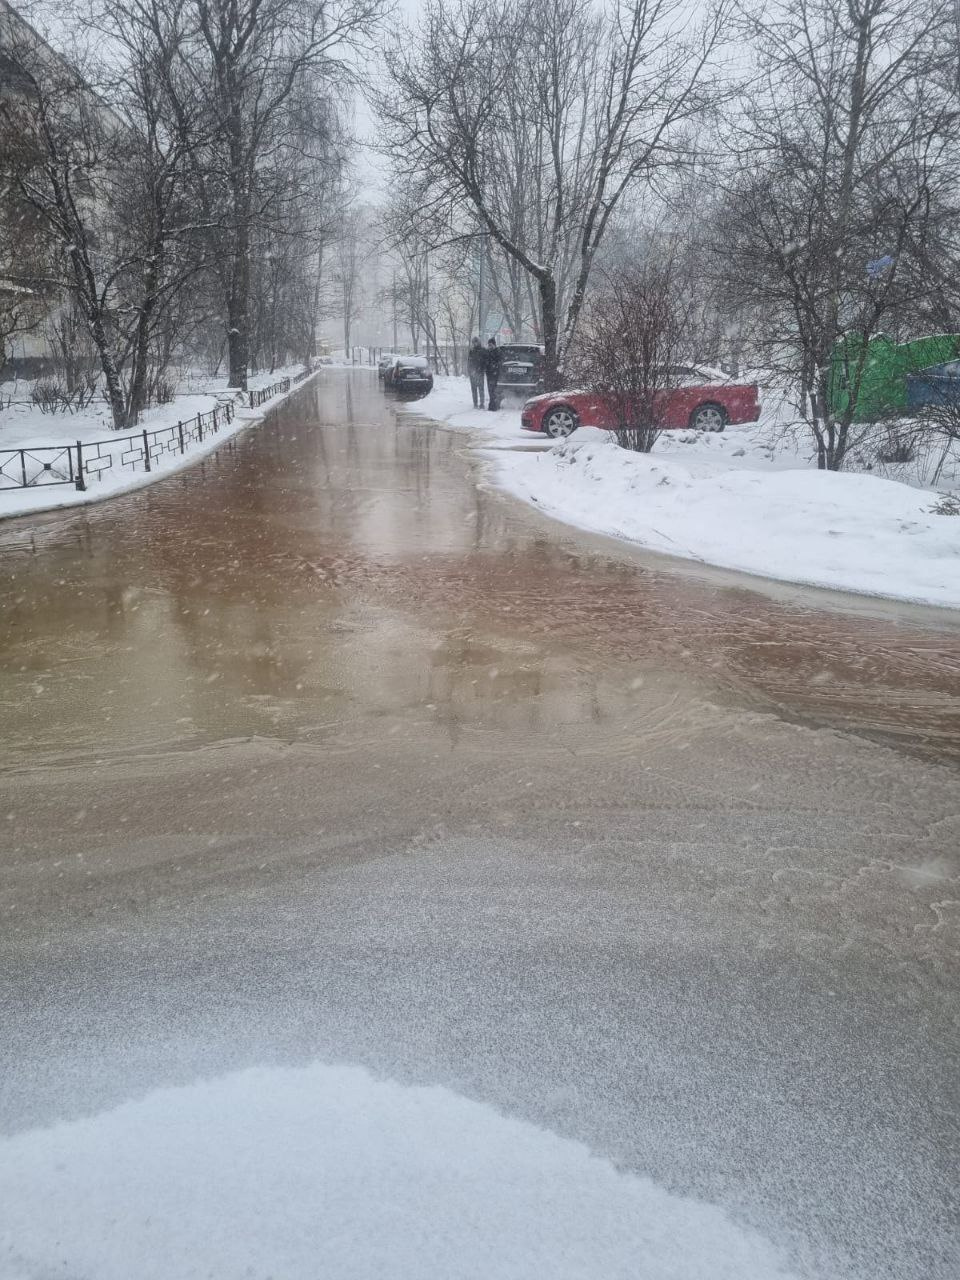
[
  {"x1": 400, "y1": 376, "x2": 960, "y2": 609},
  {"x1": 0, "y1": 364, "x2": 316, "y2": 521},
  {"x1": 0, "y1": 1060, "x2": 798, "y2": 1280}
]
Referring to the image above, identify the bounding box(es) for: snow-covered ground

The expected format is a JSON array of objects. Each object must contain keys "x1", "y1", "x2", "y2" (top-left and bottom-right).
[
  {"x1": 0, "y1": 1060, "x2": 798, "y2": 1280},
  {"x1": 399, "y1": 376, "x2": 960, "y2": 609},
  {"x1": 0, "y1": 364, "x2": 315, "y2": 521}
]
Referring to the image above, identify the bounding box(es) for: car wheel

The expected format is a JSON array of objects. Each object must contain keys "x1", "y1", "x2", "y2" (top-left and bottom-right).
[
  {"x1": 690, "y1": 403, "x2": 726, "y2": 432},
  {"x1": 542, "y1": 406, "x2": 579, "y2": 438}
]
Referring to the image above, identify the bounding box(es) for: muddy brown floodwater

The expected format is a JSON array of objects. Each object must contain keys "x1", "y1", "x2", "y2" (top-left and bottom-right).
[{"x1": 1, "y1": 372, "x2": 959, "y2": 1280}]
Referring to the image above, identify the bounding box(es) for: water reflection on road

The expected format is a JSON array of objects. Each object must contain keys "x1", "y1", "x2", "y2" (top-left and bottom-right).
[{"x1": 1, "y1": 373, "x2": 958, "y2": 765}]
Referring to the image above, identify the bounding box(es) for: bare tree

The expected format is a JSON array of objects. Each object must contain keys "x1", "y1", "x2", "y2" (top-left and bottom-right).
[
  {"x1": 45, "y1": 301, "x2": 98, "y2": 402},
  {"x1": 94, "y1": 0, "x2": 215, "y2": 424},
  {"x1": 333, "y1": 204, "x2": 367, "y2": 355},
  {"x1": 1, "y1": 4, "x2": 214, "y2": 427},
  {"x1": 0, "y1": 93, "x2": 48, "y2": 371},
  {"x1": 379, "y1": 0, "x2": 730, "y2": 388},
  {"x1": 121, "y1": 0, "x2": 383, "y2": 390},
  {"x1": 719, "y1": 0, "x2": 955, "y2": 469},
  {"x1": 249, "y1": 91, "x2": 348, "y2": 370},
  {"x1": 382, "y1": 193, "x2": 435, "y2": 354},
  {"x1": 0, "y1": 43, "x2": 135, "y2": 427}
]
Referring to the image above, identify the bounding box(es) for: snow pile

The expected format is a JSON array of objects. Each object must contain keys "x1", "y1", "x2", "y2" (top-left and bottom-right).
[
  {"x1": 400, "y1": 376, "x2": 960, "y2": 608},
  {"x1": 0, "y1": 1061, "x2": 798, "y2": 1280},
  {"x1": 495, "y1": 437, "x2": 960, "y2": 606}
]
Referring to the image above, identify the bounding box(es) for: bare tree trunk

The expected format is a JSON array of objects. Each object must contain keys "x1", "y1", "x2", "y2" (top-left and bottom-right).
[
  {"x1": 85, "y1": 301, "x2": 127, "y2": 430},
  {"x1": 227, "y1": 200, "x2": 251, "y2": 388},
  {"x1": 539, "y1": 275, "x2": 560, "y2": 389},
  {"x1": 125, "y1": 245, "x2": 163, "y2": 428}
]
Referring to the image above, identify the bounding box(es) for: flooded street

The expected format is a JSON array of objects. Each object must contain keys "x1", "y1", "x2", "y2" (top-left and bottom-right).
[{"x1": 2, "y1": 372, "x2": 959, "y2": 1278}]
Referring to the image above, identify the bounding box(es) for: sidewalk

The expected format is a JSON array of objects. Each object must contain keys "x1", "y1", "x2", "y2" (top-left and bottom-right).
[{"x1": 0, "y1": 365, "x2": 318, "y2": 521}]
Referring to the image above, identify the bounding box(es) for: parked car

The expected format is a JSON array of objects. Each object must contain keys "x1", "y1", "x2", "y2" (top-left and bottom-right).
[
  {"x1": 377, "y1": 353, "x2": 399, "y2": 382},
  {"x1": 906, "y1": 359, "x2": 960, "y2": 411},
  {"x1": 520, "y1": 367, "x2": 761, "y2": 438},
  {"x1": 496, "y1": 344, "x2": 545, "y2": 399},
  {"x1": 386, "y1": 355, "x2": 434, "y2": 395}
]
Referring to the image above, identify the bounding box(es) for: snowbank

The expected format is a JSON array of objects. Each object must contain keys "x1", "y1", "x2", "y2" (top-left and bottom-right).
[
  {"x1": 0, "y1": 1061, "x2": 798, "y2": 1280},
  {"x1": 0, "y1": 365, "x2": 316, "y2": 522},
  {"x1": 500, "y1": 438, "x2": 960, "y2": 607},
  {"x1": 400, "y1": 376, "x2": 960, "y2": 609}
]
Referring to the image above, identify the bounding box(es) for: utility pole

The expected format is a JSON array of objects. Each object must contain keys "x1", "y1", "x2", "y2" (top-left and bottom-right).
[
  {"x1": 424, "y1": 249, "x2": 431, "y2": 369},
  {"x1": 478, "y1": 233, "x2": 485, "y2": 340},
  {"x1": 392, "y1": 272, "x2": 398, "y2": 350}
]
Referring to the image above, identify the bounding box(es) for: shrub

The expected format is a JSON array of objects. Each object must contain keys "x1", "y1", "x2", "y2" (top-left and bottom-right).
[
  {"x1": 154, "y1": 376, "x2": 175, "y2": 405},
  {"x1": 31, "y1": 379, "x2": 70, "y2": 414},
  {"x1": 571, "y1": 262, "x2": 688, "y2": 454}
]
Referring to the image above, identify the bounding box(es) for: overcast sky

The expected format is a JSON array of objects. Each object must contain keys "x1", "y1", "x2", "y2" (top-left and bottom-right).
[{"x1": 353, "y1": 0, "x2": 425, "y2": 198}]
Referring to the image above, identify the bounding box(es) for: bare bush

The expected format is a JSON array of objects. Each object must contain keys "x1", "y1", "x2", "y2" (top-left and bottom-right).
[
  {"x1": 572, "y1": 263, "x2": 688, "y2": 454},
  {"x1": 152, "y1": 375, "x2": 175, "y2": 405},
  {"x1": 29, "y1": 371, "x2": 98, "y2": 414},
  {"x1": 917, "y1": 398, "x2": 960, "y2": 484},
  {"x1": 31, "y1": 379, "x2": 69, "y2": 414}
]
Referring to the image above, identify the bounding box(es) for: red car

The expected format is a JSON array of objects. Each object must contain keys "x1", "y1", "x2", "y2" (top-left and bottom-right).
[{"x1": 520, "y1": 366, "x2": 761, "y2": 438}]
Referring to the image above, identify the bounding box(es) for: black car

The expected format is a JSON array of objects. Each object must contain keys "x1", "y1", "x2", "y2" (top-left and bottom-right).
[
  {"x1": 387, "y1": 355, "x2": 434, "y2": 395},
  {"x1": 496, "y1": 344, "x2": 544, "y2": 399}
]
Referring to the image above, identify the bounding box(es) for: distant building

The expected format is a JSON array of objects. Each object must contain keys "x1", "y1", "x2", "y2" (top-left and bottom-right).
[{"x1": 0, "y1": 0, "x2": 116, "y2": 374}]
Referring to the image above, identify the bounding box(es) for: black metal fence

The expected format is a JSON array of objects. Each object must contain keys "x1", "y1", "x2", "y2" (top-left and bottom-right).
[
  {"x1": 2, "y1": 368, "x2": 315, "y2": 497},
  {"x1": 0, "y1": 399, "x2": 236, "y2": 495},
  {"x1": 248, "y1": 377, "x2": 291, "y2": 409},
  {"x1": 0, "y1": 444, "x2": 80, "y2": 492}
]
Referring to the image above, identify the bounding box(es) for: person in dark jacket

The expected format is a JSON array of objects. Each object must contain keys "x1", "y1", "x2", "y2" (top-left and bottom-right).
[
  {"x1": 485, "y1": 338, "x2": 501, "y2": 410},
  {"x1": 467, "y1": 337, "x2": 485, "y2": 408}
]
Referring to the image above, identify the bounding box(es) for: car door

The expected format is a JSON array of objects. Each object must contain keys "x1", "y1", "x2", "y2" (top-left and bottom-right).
[{"x1": 662, "y1": 368, "x2": 703, "y2": 428}]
